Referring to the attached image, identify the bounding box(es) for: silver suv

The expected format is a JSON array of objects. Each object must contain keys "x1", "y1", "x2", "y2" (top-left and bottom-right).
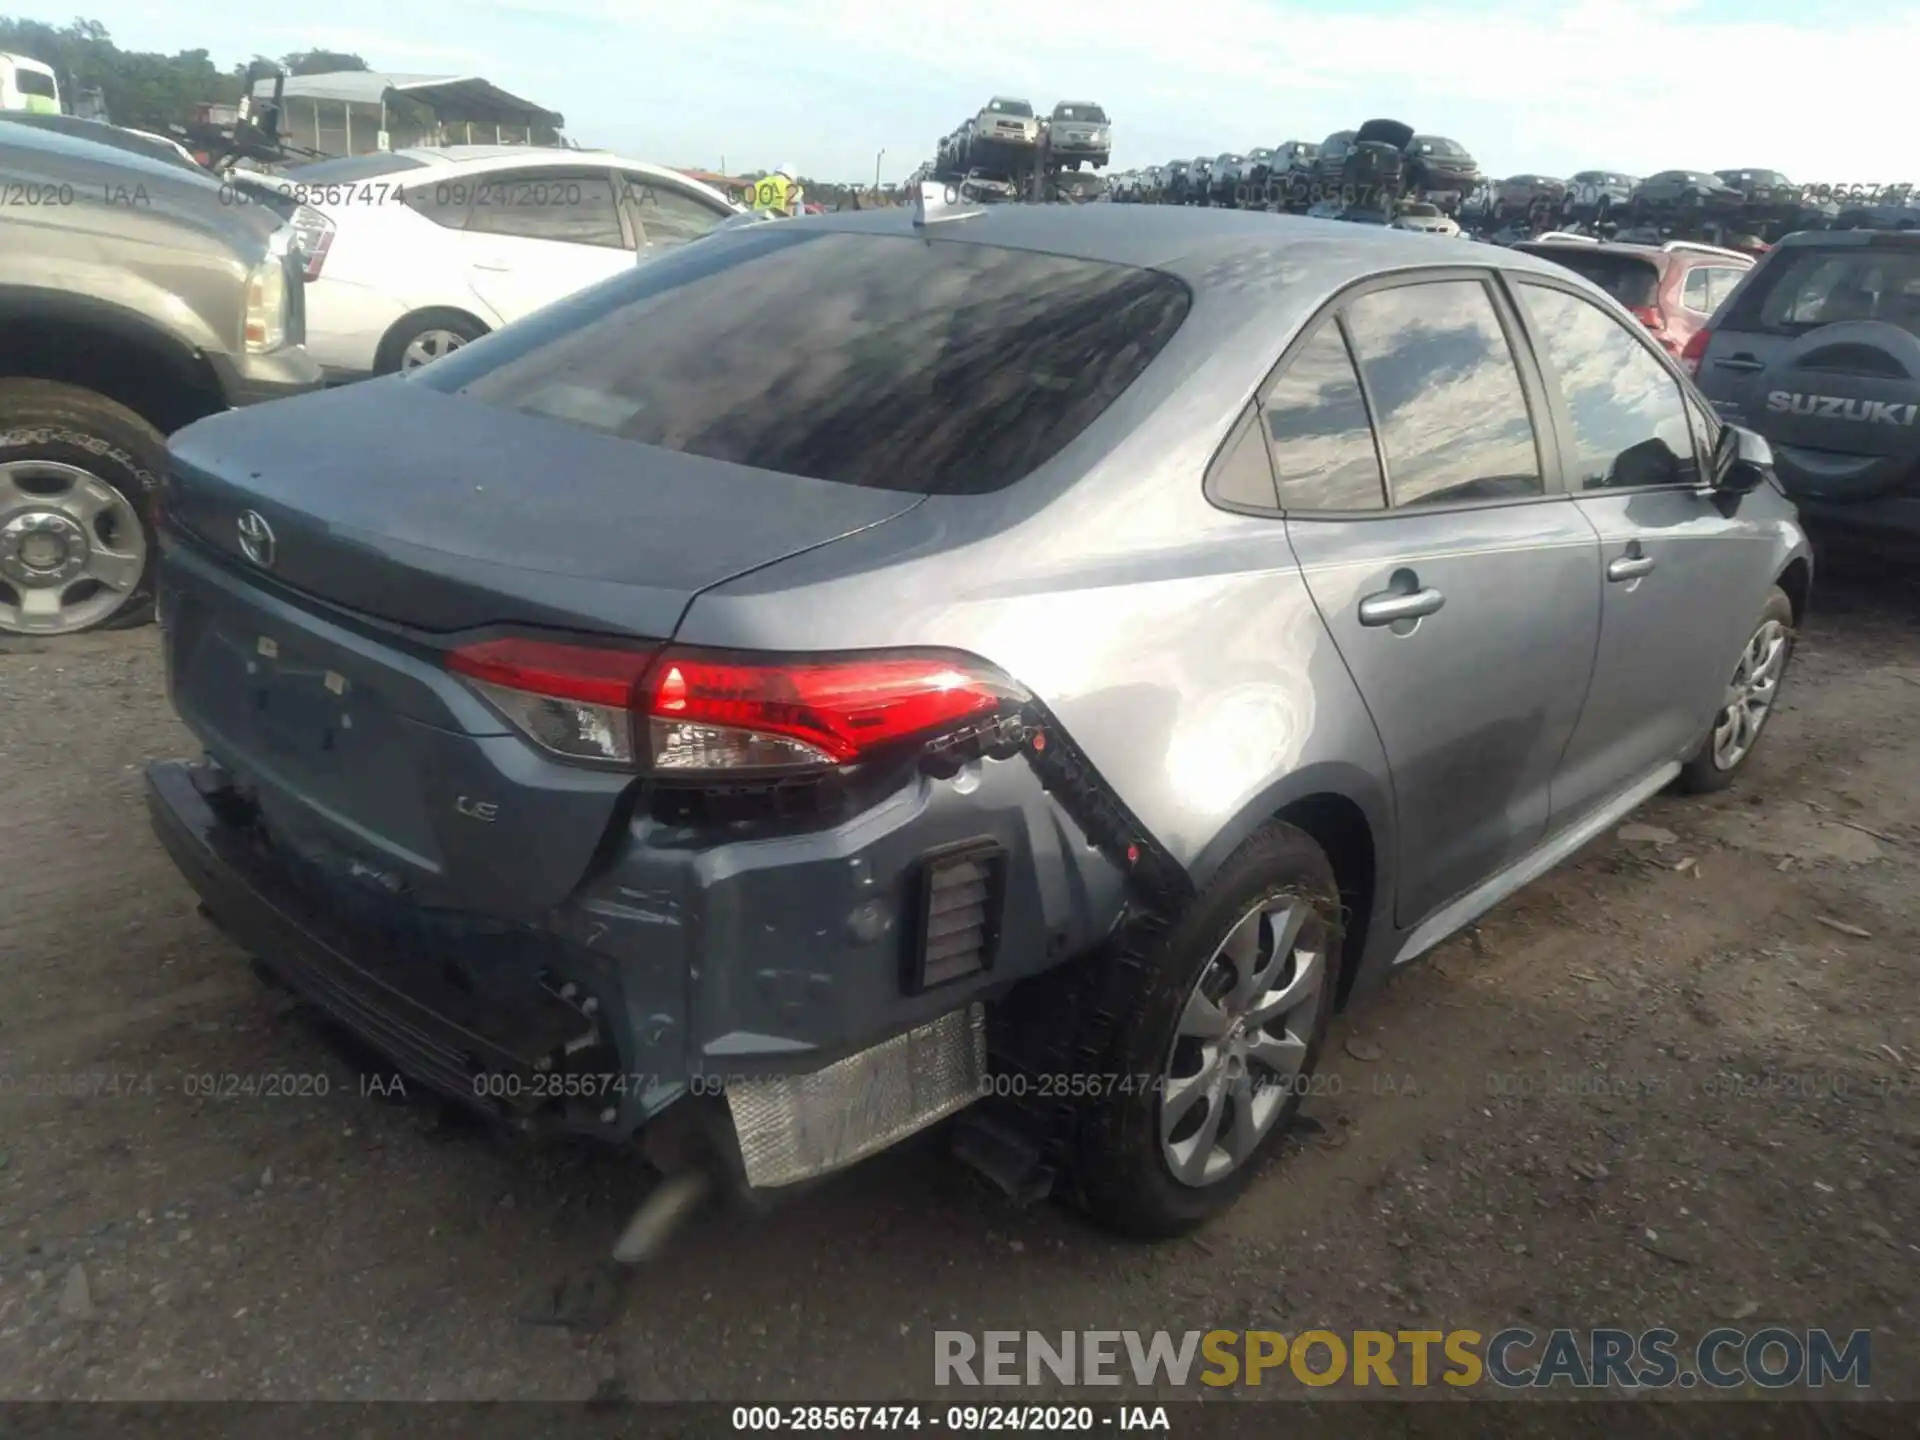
[
  {"x1": 1047, "y1": 101, "x2": 1110, "y2": 169},
  {"x1": 146, "y1": 208, "x2": 1808, "y2": 1245},
  {"x1": 1, "y1": 119, "x2": 320, "y2": 636}
]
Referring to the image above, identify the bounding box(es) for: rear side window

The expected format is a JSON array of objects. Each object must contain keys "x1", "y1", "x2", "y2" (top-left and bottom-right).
[
  {"x1": 1734, "y1": 248, "x2": 1920, "y2": 337},
  {"x1": 401, "y1": 180, "x2": 472, "y2": 228},
  {"x1": 15, "y1": 70, "x2": 57, "y2": 98},
  {"x1": 1704, "y1": 265, "x2": 1747, "y2": 311},
  {"x1": 430, "y1": 230, "x2": 1191, "y2": 495},
  {"x1": 1256, "y1": 323, "x2": 1384, "y2": 511},
  {"x1": 1682, "y1": 267, "x2": 1711, "y2": 312},
  {"x1": 466, "y1": 169, "x2": 626, "y2": 248},
  {"x1": 620, "y1": 177, "x2": 726, "y2": 247},
  {"x1": 1516, "y1": 282, "x2": 1699, "y2": 490},
  {"x1": 1517, "y1": 247, "x2": 1661, "y2": 309},
  {"x1": 1341, "y1": 280, "x2": 1543, "y2": 508}
]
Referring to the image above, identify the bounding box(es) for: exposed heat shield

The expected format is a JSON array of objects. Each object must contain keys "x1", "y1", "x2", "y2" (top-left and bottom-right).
[{"x1": 726, "y1": 1003, "x2": 987, "y2": 1187}]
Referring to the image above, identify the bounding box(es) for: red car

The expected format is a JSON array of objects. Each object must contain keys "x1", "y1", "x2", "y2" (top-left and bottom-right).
[{"x1": 1511, "y1": 236, "x2": 1754, "y2": 357}]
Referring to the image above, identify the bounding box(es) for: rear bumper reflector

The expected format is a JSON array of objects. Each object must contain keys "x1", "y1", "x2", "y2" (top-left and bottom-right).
[{"x1": 726, "y1": 1004, "x2": 987, "y2": 1188}]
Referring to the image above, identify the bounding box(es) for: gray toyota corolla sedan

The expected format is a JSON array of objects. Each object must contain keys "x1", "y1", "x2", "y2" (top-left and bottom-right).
[{"x1": 146, "y1": 201, "x2": 1810, "y2": 1246}]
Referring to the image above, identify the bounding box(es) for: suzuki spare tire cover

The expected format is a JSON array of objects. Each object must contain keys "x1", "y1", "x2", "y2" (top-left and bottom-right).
[{"x1": 1755, "y1": 320, "x2": 1920, "y2": 503}]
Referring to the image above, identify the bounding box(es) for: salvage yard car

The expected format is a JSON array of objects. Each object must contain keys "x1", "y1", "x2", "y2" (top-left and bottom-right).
[
  {"x1": 1047, "y1": 102, "x2": 1111, "y2": 169},
  {"x1": 1688, "y1": 226, "x2": 1920, "y2": 556},
  {"x1": 146, "y1": 205, "x2": 1809, "y2": 1248},
  {"x1": 0, "y1": 118, "x2": 320, "y2": 637},
  {"x1": 264, "y1": 146, "x2": 737, "y2": 382}
]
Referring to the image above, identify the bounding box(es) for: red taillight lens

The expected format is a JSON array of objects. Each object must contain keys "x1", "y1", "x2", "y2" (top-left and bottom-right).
[
  {"x1": 1680, "y1": 327, "x2": 1712, "y2": 377},
  {"x1": 447, "y1": 637, "x2": 656, "y2": 766},
  {"x1": 1630, "y1": 304, "x2": 1664, "y2": 332},
  {"x1": 446, "y1": 639, "x2": 1027, "y2": 776}
]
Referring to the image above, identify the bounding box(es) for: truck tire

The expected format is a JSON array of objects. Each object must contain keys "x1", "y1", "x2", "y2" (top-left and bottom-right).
[
  {"x1": 0, "y1": 378, "x2": 163, "y2": 637},
  {"x1": 1074, "y1": 822, "x2": 1343, "y2": 1239}
]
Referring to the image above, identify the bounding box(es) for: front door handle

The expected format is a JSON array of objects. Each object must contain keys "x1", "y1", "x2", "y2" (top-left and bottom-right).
[
  {"x1": 1358, "y1": 586, "x2": 1445, "y2": 626},
  {"x1": 1607, "y1": 554, "x2": 1656, "y2": 582},
  {"x1": 1712, "y1": 354, "x2": 1764, "y2": 373}
]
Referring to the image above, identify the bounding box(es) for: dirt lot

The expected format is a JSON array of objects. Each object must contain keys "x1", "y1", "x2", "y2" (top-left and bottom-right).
[{"x1": 0, "y1": 565, "x2": 1916, "y2": 1404}]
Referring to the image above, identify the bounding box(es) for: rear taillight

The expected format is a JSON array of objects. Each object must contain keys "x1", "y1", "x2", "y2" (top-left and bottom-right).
[
  {"x1": 291, "y1": 205, "x2": 335, "y2": 280},
  {"x1": 1630, "y1": 304, "x2": 1664, "y2": 332},
  {"x1": 1680, "y1": 327, "x2": 1712, "y2": 377},
  {"x1": 447, "y1": 638, "x2": 1028, "y2": 776}
]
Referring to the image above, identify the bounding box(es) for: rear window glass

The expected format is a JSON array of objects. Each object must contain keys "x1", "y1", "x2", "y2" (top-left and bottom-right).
[
  {"x1": 423, "y1": 230, "x2": 1192, "y2": 495},
  {"x1": 280, "y1": 152, "x2": 429, "y2": 182},
  {"x1": 16, "y1": 69, "x2": 57, "y2": 98},
  {"x1": 1516, "y1": 247, "x2": 1661, "y2": 308},
  {"x1": 1734, "y1": 248, "x2": 1920, "y2": 337}
]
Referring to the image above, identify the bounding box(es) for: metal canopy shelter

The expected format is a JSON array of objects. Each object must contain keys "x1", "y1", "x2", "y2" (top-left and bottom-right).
[{"x1": 251, "y1": 71, "x2": 566, "y2": 157}]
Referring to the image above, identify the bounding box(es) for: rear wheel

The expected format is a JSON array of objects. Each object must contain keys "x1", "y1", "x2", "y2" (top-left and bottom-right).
[
  {"x1": 1074, "y1": 823, "x2": 1341, "y2": 1238},
  {"x1": 0, "y1": 379, "x2": 161, "y2": 637},
  {"x1": 376, "y1": 310, "x2": 488, "y2": 376},
  {"x1": 1676, "y1": 587, "x2": 1795, "y2": 793}
]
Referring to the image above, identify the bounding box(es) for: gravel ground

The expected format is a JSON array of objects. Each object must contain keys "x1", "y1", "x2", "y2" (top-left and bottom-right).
[{"x1": 0, "y1": 564, "x2": 1915, "y2": 1404}]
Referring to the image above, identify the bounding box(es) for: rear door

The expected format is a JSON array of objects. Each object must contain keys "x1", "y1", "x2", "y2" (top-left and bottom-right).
[
  {"x1": 450, "y1": 165, "x2": 636, "y2": 322},
  {"x1": 1507, "y1": 276, "x2": 1771, "y2": 823},
  {"x1": 1276, "y1": 275, "x2": 1601, "y2": 927}
]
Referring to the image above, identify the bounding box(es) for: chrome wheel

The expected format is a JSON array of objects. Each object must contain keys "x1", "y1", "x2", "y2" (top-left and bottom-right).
[
  {"x1": 1711, "y1": 617, "x2": 1790, "y2": 771},
  {"x1": 400, "y1": 328, "x2": 469, "y2": 371},
  {"x1": 0, "y1": 460, "x2": 147, "y2": 636},
  {"x1": 1159, "y1": 896, "x2": 1326, "y2": 1188}
]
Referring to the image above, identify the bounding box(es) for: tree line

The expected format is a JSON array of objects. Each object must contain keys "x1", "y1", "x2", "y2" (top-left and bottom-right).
[{"x1": 0, "y1": 15, "x2": 367, "y2": 131}]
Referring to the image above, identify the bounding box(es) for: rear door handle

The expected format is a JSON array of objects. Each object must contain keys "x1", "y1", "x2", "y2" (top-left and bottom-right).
[
  {"x1": 1608, "y1": 554, "x2": 1656, "y2": 581},
  {"x1": 1358, "y1": 587, "x2": 1445, "y2": 626},
  {"x1": 1712, "y1": 355, "x2": 1764, "y2": 373}
]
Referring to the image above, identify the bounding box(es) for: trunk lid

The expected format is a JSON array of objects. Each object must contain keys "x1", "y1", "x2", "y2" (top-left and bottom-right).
[{"x1": 164, "y1": 377, "x2": 926, "y2": 637}]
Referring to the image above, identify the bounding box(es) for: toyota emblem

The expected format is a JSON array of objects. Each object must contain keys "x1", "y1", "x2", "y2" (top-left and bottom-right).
[{"x1": 236, "y1": 509, "x2": 275, "y2": 569}]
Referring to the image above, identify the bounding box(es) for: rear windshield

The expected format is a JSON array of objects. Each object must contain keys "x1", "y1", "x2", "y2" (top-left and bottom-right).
[
  {"x1": 280, "y1": 152, "x2": 430, "y2": 182},
  {"x1": 421, "y1": 229, "x2": 1192, "y2": 495},
  {"x1": 988, "y1": 99, "x2": 1033, "y2": 117},
  {"x1": 1731, "y1": 247, "x2": 1920, "y2": 337},
  {"x1": 1517, "y1": 247, "x2": 1662, "y2": 308},
  {"x1": 1053, "y1": 104, "x2": 1106, "y2": 122},
  {"x1": 15, "y1": 69, "x2": 57, "y2": 98}
]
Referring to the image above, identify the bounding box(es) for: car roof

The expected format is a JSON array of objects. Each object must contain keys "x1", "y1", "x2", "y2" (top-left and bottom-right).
[
  {"x1": 805, "y1": 203, "x2": 1578, "y2": 306},
  {"x1": 375, "y1": 146, "x2": 733, "y2": 206}
]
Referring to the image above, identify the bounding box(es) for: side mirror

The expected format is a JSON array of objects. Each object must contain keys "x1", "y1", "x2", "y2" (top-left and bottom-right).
[{"x1": 1711, "y1": 423, "x2": 1774, "y2": 495}]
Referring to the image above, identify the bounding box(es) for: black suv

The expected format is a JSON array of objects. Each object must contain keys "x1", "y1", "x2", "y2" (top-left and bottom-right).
[{"x1": 1689, "y1": 228, "x2": 1920, "y2": 555}]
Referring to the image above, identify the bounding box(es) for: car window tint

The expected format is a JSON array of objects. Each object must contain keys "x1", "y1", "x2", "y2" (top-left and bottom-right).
[
  {"x1": 1257, "y1": 323, "x2": 1385, "y2": 511},
  {"x1": 465, "y1": 170, "x2": 625, "y2": 248},
  {"x1": 1682, "y1": 267, "x2": 1711, "y2": 311},
  {"x1": 1207, "y1": 409, "x2": 1280, "y2": 509},
  {"x1": 1747, "y1": 250, "x2": 1920, "y2": 336},
  {"x1": 1705, "y1": 265, "x2": 1745, "y2": 312},
  {"x1": 1340, "y1": 280, "x2": 1542, "y2": 507},
  {"x1": 621, "y1": 177, "x2": 725, "y2": 248},
  {"x1": 425, "y1": 229, "x2": 1191, "y2": 495},
  {"x1": 400, "y1": 178, "x2": 473, "y2": 229},
  {"x1": 1516, "y1": 282, "x2": 1699, "y2": 490}
]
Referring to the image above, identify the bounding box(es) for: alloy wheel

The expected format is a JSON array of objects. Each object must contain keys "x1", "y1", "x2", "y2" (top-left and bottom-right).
[
  {"x1": 0, "y1": 460, "x2": 147, "y2": 636},
  {"x1": 1159, "y1": 896, "x2": 1327, "y2": 1188},
  {"x1": 400, "y1": 329, "x2": 469, "y2": 371},
  {"x1": 1712, "y1": 617, "x2": 1790, "y2": 770}
]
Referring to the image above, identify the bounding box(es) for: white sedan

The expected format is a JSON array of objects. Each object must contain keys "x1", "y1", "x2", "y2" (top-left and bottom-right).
[
  {"x1": 1390, "y1": 201, "x2": 1463, "y2": 236},
  {"x1": 259, "y1": 146, "x2": 739, "y2": 380}
]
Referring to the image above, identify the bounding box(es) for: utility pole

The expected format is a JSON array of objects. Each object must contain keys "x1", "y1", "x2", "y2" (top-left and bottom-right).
[{"x1": 874, "y1": 148, "x2": 885, "y2": 193}]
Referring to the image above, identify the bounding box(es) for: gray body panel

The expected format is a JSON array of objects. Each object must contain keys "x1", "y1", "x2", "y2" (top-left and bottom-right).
[{"x1": 0, "y1": 118, "x2": 321, "y2": 403}]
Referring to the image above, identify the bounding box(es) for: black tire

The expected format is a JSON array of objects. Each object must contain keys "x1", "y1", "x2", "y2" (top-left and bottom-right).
[
  {"x1": 1675, "y1": 586, "x2": 1796, "y2": 794},
  {"x1": 374, "y1": 310, "x2": 488, "y2": 376},
  {"x1": 1073, "y1": 822, "x2": 1343, "y2": 1239},
  {"x1": 0, "y1": 378, "x2": 164, "y2": 636}
]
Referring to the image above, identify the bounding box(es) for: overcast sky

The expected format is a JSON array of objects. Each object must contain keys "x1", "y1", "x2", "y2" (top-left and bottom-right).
[{"x1": 64, "y1": 0, "x2": 1920, "y2": 185}]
